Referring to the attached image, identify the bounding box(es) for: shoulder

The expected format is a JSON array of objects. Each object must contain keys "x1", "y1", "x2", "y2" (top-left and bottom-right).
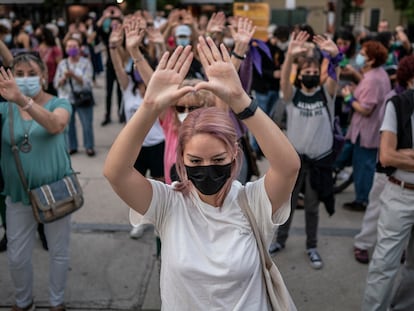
[{"x1": 47, "y1": 97, "x2": 72, "y2": 113}]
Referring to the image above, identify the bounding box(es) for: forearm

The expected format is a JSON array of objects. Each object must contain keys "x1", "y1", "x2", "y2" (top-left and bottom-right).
[
  {"x1": 110, "y1": 47, "x2": 128, "y2": 89},
  {"x1": 231, "y1": 42, "x2": 249, "y2": 71},
  {"x1": 128, "y1": 47, "x2": 154, "y2": 86},
  {"x1": 0, "y1": 41, "x2": 13, "y2": 67},
  {"x1": 232, "y1": 94, "x2": 300, "y2": 177},
  {"x1": 104, "y1": 102, "x2": 160, "y2": 181},
  {"x1": 15, "y1": 96, "x2": 69, "y2": 134},
  {"x1": 380, "y1": 149, "x2": 414, "y2": 171},
  {"x1": 280, "y1": 54, "x2": 294, "y2": 100}
]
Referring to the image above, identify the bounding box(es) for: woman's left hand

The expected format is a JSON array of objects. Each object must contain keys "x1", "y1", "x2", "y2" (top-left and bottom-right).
[
  {"x1": 0, "y1": 67, "x2": 25, "y2": 104},
  {"x1": 195, "y1": 36, "x2": 246, "y2": 106},
  {"x1": 313, "y1": 34, "x2": 339, "y2": 57}
]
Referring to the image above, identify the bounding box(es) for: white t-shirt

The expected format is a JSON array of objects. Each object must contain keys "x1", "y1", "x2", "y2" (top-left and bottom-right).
[
  {"x1": 380, "y1": 101, "x2": 414, "y2": 183},
  {"x1": 130, "y1": 176, "x2": 290, "y2": 310},
  {"x1": 122, "y1": 79, "x2": 165, "y2": 147}
]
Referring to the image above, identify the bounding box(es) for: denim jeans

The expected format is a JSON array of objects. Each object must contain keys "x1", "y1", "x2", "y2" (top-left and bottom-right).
[
  {"x1": 250, "y1": 90, "x2": 278, "y2": 152},
  {"x1": 68, "y1": 105, "x2": 95, "y2": 150},
  {"x1": 352, "y1": 137, "x2": 377, "y2": 204}
]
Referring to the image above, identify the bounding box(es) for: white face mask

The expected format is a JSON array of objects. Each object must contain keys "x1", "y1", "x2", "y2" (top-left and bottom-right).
[
  {"x1": 223, "y1": 37, "x2": 234, "y2": 48},
  {"x1": 177, "y1": 112, "x2": 188, "y2": 123}
]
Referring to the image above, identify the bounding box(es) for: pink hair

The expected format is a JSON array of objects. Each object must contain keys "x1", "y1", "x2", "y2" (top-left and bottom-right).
[{"x1": 175, "y1": 107, "x2": 243, "y2": 206}]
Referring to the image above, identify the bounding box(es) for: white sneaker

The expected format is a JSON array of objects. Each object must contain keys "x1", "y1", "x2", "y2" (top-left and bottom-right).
[{"x1": 130, "y1": 224, "x2": 146, "y2": 239}]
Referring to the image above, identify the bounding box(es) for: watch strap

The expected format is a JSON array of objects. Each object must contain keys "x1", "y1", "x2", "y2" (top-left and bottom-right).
[{"x1": 236, "y1": 97, "x2": 258, "y2": 120}]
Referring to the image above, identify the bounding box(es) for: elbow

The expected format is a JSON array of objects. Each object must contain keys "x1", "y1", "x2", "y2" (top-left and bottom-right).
[
  {"x1": 379, "y1": 150, "x2": 392, "y2": 167},
  {"x1": 291, "y1": 152, "x2": 301, "y2": 177}
]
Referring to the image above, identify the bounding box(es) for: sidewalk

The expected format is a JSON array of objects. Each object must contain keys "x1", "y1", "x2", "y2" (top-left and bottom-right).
[{"x1": 0, "y1": 74, "x2": 372, "y2": 310}]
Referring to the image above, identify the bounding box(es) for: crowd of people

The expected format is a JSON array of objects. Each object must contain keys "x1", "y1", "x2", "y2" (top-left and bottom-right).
[{"x1": 0, "y1": 5, "x2": 413, "y2": 311}]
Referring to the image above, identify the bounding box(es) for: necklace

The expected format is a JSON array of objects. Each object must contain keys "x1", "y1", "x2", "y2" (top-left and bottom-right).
[{"x1": 19, "y1": 118, "x2": 33, "y2": 153}]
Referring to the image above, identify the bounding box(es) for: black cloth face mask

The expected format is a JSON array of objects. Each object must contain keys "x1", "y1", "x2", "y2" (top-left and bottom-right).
[
  {"x1": 185, "y1": 163, "x2": 232, "y2": 195},
  {"x1": 301, "y1": 74, "x2": 320, "y2": 89}
]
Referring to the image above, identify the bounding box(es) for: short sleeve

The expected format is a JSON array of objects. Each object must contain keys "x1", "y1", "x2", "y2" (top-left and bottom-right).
[{"x1": 380, "y1": 101, "x2": 397, "y2": 134}]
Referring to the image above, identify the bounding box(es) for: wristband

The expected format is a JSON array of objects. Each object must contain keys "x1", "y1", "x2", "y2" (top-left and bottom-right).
[
  {"x1": 21, "y1": 97, "x2": 34, "y2": 111},
  {"x1": 344, "y1": 94, "x2": 354, "y2": 104},
  {"x1": 322, "y1": 51, "x2": 344, "y2": 81},
  {"x1": 236, "y1": 97, "x2": 258, "y2": 120},
  {"x1": 231, "y1": 50, "x2": 246, "y2": 60}
]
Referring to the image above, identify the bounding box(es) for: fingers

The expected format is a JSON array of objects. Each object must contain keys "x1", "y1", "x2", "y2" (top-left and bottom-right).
[
  {"x1": 296, "y1": 31, "x2": 309, "y2": 42},
  {"x1": 165, "y1": 45, "x2": 184, "y2": 70},
  {"x1": 176, "y1": 46, "x2": 193, "y2": 76},
  {"x1": 197, "y1": 36, "x2": 223, "y2": 66}
]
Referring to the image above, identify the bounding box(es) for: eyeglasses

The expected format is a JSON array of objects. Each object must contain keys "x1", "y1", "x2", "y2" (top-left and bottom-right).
[{"x1": 175, "y1": 105, "x2": 200, "y2": 113}]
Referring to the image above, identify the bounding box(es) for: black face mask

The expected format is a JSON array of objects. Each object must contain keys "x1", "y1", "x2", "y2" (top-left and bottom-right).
[
  {"x1": 301, "y1": 74, "x2": 320, "y2": 89},
  {"x1": 185, "y1": 163, "x2": 232, "y2": 195}
]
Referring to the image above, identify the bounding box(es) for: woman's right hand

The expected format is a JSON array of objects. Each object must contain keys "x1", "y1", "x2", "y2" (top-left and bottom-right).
[
  {"x1": 143, "y1": 45, "x2": 194, "y2": 112},
  {"x1": 0, "y1": 67, "x2": 25, "y2": 105},
  {"x1": 109, "y1": 22, "x2": 123, "y2": 47}
]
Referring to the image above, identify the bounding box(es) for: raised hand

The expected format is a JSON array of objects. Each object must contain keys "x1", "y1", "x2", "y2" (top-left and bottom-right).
[
  {"x1": 147, "y1": 26, "x2": 165, "y2": 45},
  {"x1": 206, "y1": 12, "x2": 226, "y2": 34},
  {"x1": 109, "y1": 22, "x2": 123, "y2": 47},
  {"x1": 195, "y1": 36, "x2": 245, "y2": 105},
  {"x1": 144, "y1": 46, "x2": 194, "y2": 111},
  {"x1": 0, "y1": 67, "x2": 25, "y2": 104},
  {"x1": 287, "y1": 31, "x2": 310, "y2": 57},
  {"x1": 230, "y1": 17, "x2": 256, "y2": 48},
  {"x1": 313, "y1": 34, "x2": 339, "y2": 57},
  {"x1": 124, "y1": 16, "x2": 145, "y2": 52}
]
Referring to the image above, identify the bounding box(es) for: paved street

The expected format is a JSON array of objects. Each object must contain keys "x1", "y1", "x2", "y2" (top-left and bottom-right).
[{"x1": 0, "y1": 73, "x2": 380, "y2": 310}]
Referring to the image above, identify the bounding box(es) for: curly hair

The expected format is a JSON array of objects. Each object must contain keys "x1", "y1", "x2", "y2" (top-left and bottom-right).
[
  {"x1": 362, "y1": 40, "x2": 388, "y2": 68},
  {"x1": 396, "y1": 55, "x2": 414, "y2": 87}
]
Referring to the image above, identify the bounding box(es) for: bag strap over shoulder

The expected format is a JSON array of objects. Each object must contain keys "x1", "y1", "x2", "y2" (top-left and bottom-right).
[
  {"x1": 237, "y1": 188, "x2": 274, "y2": 271},
  {"x1": 8, "y1": 103, "x2": 30, "y2": 194}
]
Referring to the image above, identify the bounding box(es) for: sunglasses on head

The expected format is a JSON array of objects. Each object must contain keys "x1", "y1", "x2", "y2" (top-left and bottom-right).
[
  {"x1": 175, "y1": 105, "x2": 200, "y2": 113},
  {"x1": 13, "y1": 51, "x2": 41, "y2": 59}
]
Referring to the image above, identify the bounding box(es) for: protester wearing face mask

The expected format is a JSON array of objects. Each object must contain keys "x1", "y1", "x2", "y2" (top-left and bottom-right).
[
  {"x1": 341, "y1": 40, "x2": 390, "y2": 212},
  {"x1": 0, "y1": 24, "x2": 13, "y2": 68},
  {"x1": 54, "y1": 37, "x2": 95, "y2": 157},
  {"x1": 269, "y1": 31, "x2": 340, "y2": 270},
  {"x1": 104, "y1": 38, "x2": 300, "y2": 311},
  {"x1": 0, "y1": 52, "x2": 73, "y2": 311}
]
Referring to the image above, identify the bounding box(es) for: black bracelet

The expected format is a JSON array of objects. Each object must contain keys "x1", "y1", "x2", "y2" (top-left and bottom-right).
[
  {"x1": 231, "y1": 50, "x2": 246, "y2": 60},
  {"x1": 236, "y1": 97, "x2": 258, "y2": 120}
]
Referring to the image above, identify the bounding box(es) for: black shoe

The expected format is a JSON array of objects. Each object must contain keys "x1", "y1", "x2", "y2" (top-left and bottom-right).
[
  {"x1": 101, "y1": 118, "x2": 111, "y2": 126},
  {"x1": 69, "y1": 149, "x2": 78, "y2": 155},
  {"x1": 86, "y1": 149, "x2": 96, "y2": 157},
  {"x1": 0, "y1": 233, "x2": 7, "y2": 252},
  {"x1": 37, "y1": 224, "x2": 48, "y2": 251},
  {"x1": 343, "y1": 201, "x2": 367, "y2": 212}
]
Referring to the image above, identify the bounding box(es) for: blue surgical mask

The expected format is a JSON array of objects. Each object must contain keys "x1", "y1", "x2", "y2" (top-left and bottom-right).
[
  {"x1": 355, "y1": 53, "x2": 366, "y2": 68},
  {"x1": 176, "y1": 38, "x2": 190, "y2": 47},
  {"x1": 3, "y1": 33, "x2": 12, "y2": 44},
  {"x1": 24, "y1": 24, "x2": 33, "y2": 34},
  {"x1": 15, "y1": 76, "x2": 41, "y2": 97}
]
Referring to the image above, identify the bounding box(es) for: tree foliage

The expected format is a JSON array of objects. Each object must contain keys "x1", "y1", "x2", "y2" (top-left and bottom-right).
[{"x1": 393, "y1": 0, "x2": 414, "y2": 23}]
